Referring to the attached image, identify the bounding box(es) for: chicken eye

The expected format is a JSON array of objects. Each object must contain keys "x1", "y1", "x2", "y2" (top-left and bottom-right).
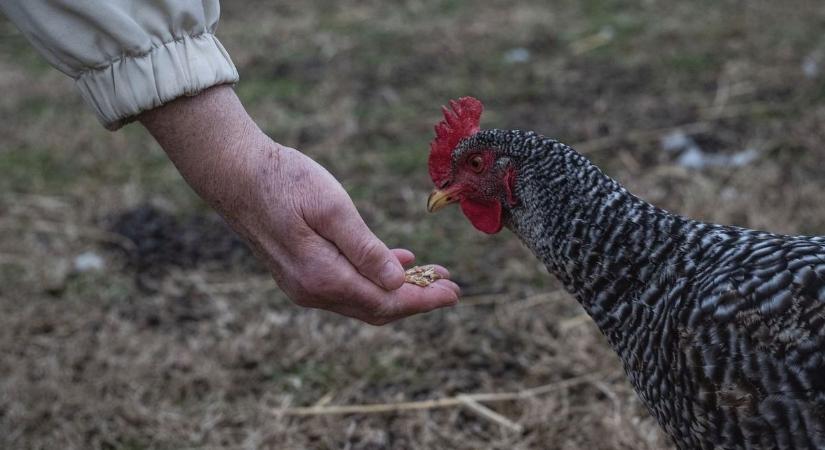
[{"x1": 469, "y1": 155, "x2": 485, "y2": 173}]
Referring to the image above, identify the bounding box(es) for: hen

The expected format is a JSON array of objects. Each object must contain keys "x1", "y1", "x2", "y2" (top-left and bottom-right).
[{"x1": 426, "y1": 97, "x2": 825, "y2": 449}]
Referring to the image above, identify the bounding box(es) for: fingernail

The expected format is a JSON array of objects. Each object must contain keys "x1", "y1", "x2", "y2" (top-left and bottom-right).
[{"x1": 380, "y1": 260, "x2": 402, "y2": 289}]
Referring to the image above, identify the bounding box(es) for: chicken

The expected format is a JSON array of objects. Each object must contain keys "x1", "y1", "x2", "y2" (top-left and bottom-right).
[{"x1": 426, "y1": 97, "x2": 825, "y2": 449}]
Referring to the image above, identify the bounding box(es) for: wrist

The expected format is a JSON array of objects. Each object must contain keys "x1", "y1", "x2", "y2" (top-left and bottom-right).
[{"x1": 214, "y1": 130, "x2": 283, "y2": 221}]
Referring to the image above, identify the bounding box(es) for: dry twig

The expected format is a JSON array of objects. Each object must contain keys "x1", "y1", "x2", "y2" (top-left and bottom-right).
[
  {"x1": 274, "y1": 372, "x2": 603, "y2": 417},
  {"x1": 458, "y1": 395, "x2": 524, "y2": 433}
]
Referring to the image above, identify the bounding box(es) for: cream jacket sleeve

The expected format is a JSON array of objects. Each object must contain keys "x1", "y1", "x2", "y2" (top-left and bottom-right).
[{"x1": 0, "y1": 1, "x2": 239, "y2": 130}]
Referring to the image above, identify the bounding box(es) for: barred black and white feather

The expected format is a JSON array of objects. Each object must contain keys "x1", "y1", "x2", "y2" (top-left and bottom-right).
[{"x1": 459, "y1": 129, "x2": 825, "y2": 450}]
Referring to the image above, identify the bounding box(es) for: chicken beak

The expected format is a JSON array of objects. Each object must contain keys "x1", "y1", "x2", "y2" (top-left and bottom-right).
[{"x1": 427, "y1": 188, "x2": 459, "y2": 212}]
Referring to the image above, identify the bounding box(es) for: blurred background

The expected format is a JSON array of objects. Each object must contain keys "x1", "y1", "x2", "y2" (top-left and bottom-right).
[{"x1": 2, "y1": 0, "x2": 825, "y2": 448}]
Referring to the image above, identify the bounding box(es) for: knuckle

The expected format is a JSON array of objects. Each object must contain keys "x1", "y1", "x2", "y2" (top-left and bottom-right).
[
  {"x1": 316, "y1": 201, "x2": 349, "y2": 226},
  {"x1": 353, "y1": 239, "x2": 383, "y2": 268}
]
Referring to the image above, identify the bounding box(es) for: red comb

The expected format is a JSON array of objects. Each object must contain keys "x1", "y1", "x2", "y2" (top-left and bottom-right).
[{"x1": 428, "y1": 97, "x2": 484, "y2": 185}]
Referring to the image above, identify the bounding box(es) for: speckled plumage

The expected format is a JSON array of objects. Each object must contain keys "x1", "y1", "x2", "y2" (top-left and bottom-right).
[{"x1": 457, "y1": 129, "x2": 825, "y2": 450}]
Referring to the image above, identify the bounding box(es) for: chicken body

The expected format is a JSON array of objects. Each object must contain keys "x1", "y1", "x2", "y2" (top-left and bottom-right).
[{"x1": 465, "y1": 129, "x2": 825, "y2": 449}]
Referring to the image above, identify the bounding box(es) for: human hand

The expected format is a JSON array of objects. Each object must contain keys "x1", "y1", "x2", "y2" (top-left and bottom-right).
[{"x1": 140, "y1": 86, "x2": 460, "y2": 324}]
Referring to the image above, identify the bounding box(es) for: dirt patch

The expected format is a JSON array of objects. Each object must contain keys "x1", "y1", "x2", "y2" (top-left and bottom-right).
[{"x1": 106, "y1": 204, "x2": 264, "y2": 289}]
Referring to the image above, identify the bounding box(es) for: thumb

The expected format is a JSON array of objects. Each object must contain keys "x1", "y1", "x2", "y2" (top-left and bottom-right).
[{"x1": 313, "y1": 203, "x2": 405, "y2": 291}]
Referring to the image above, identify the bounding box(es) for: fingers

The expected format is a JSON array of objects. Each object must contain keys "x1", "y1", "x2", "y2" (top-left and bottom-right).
[
  {"x1": 391, "y1": 248, "x2": 415, "y2": 266},
  {"x1": 432, "y1": 277, "x2": 461, "y2": 298},
  {"x1": 372, "y1": 281, "x2": 460, "y2": 321},
  {"x1": 312, "y1": 204, "x2": 405, "y2": 291},
  {"x1": 286, "y1": 242, "x2": 460, "y2": 325},
  {"x1": 328, "y1": 264, "x2": 460, "y2": 324},
  {"x1": 429, "y1": 264, "x2": 451, "y2": 280}
]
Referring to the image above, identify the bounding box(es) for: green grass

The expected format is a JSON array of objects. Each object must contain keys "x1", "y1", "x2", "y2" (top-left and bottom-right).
[
  {"x1": 236, "y1": 77, "x2": 314, "y2": 105},
  {"x1": 380, "y1": 140, "x2": 428, "y2": 176},
  {"x1": 666, "y1": 52, "x2": 720, "y2": 75},
  {"x1": 0, "y1": 145, "x2": 81, "y2": 192},
  {"x1": 0, "y1": 28, "x2": 55, "y2": 75}
]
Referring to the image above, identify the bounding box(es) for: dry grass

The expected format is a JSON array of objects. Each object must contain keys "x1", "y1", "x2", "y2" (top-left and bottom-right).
[{"x1": 2, "y1": 0, "x2": 825, "y2": 448}]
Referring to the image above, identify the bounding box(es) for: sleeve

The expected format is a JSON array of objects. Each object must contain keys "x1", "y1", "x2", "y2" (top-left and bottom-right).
[{"x1": 0, "y1": 0, "x2": 239, "y2": 130}]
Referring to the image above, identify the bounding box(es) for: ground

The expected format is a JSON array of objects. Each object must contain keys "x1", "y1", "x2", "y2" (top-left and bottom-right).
[{"x1": 2, "y1": 1, "x2": 825, "y2": 449}]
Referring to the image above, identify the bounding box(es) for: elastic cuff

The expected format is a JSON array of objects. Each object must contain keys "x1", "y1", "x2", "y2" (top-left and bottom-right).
[{"x1": 74, "y1": 33, "x2": 240, "y2": 130}]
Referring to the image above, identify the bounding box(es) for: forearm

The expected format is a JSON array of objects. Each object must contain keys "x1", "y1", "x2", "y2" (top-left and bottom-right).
[{"x1": 138, "y1": 85, "x2": 270, "y2": 216}]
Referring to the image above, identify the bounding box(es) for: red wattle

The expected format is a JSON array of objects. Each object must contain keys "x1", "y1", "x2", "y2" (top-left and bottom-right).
[{"x1": 460, "y1": 198, "x2": 502, "y2": 234}]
